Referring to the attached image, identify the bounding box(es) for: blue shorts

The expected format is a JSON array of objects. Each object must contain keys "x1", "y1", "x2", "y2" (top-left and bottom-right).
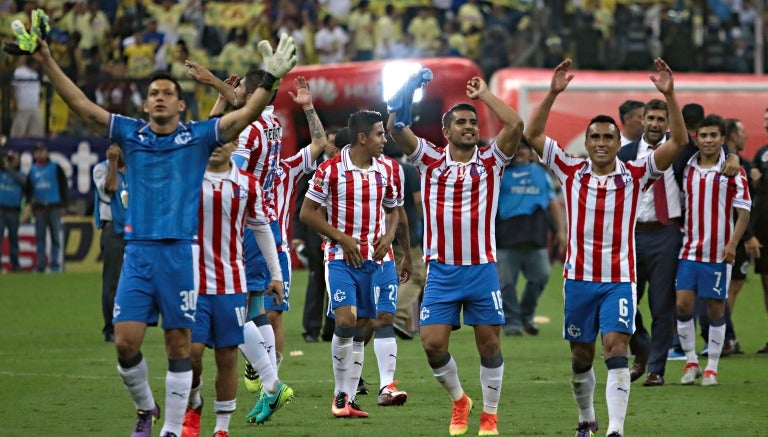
[
  {"x1": 373, "y1": 260, "x2": 399, "y2": 315},
  {"x1": 113, "y1": 241, "x2": 199, "y2": 330},
  {"x1": 325, "y1": 260, "x2": 378, "y2": 319},
  {"x1": 563, "y1": 279, "x2": 636, "y2": 343},
  {"x1": 420, "y1": 262, "x2": 504, "y2": 329},
  {"x1": 676, "y1": 259, "x2": 730, "y2": 300},
  {"x1": 264, "y1": 250, "x2": 291, "y2": 312},
  {"x1": 192, "y1": 293, "x2": 248, "y2": 348},
  {"x1": 243, "y1": 220, "x2": 282, "y2": 292}
]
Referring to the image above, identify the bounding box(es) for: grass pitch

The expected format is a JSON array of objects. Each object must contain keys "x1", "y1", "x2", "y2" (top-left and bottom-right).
[{"x1": 1, "y1": 268, "x2": 767, "y2": 436}]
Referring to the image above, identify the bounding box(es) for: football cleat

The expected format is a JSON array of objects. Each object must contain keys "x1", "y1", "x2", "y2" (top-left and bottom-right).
[
  {"x1": 331, "y1": 392, "x2": 350, "y2": 418},
  {"x1": 478, "y1": 412, "x2": 499, "y2": 435},
  {"x1": 575, "y1": 420, "x2": 598, "y2": 437},
  {"x1": 449, "y1": 394, "x2": 473, "y2": 436},
  {"x1": 181, "y1": 401, "x2": 202, "y2": 437},
  {"x1": 131, "y1": 403, "x2": 160, "y2": 437},
  {"x1": 377, "y1": 380, "x2": 407, "y2": 406},
  {"x1": 356, "y1": 377, "x2": 369, "y2": 395},
  {"x1": 701, "y1": 370, "x2": 718, "y2": 386},
  {"x1": 680, "y1": 362, "x2": 702, "y2": 385},
  {"x1": 250, "y1": 382, "x2": 294, "y2": 424},
  {"x1": 347, "y1": 398, "x2": 369, "y2": 418},
  {"x1": 243, "y1": 363, "x2": 262, "y2": 393}
]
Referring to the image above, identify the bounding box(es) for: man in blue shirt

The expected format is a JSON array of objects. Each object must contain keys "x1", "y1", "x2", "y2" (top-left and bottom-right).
[
  {"x1": 495, "y1": 139, "x2": 565, "y2": 336},
  {"x1": 92, "y1": 144, "x2": 128, "y2": 343},
  {"x1": 0, "y1": 150, "x2": 25, "y2": 272},
  {"x1": 26, "y1": 34, "x2": 297, "y2": 437},
  {"x1": 24, "y1": 144, "x2": 67, "y2": 273}
]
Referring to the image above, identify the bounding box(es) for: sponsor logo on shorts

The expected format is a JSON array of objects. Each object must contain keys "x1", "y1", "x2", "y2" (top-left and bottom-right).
[
  {"x1": 567, "y1": 324, "x2": 581, "y2": 338},
  {"x1": 420, "y1": 306, "x2": 430, "y2": 321},
  {"x1": 333, "y1": 289, "x2": 346, "y2": 303}
]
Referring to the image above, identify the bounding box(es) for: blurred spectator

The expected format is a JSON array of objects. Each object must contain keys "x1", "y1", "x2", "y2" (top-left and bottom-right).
[
  {"x1": 275, "y1": 14, "x2": 306, "y2": 64},
  {"x1": 542, "y1": 33, "x2": 566, "y2": 68},
  {"x1": 217, "y1": 27, "x2": 259, "y2": 77},
  {"x1": 619, "y1": 99, "x2": 645, "y2": 146},
  {"x1": 24, "y1": 144, "x2": 68, "y2": 273},
  {"x1": 390, "y1": 32, "x2": 421, "y2": 59},
  {"x1": 315, "y1": 14, "x2": 348, "y2": 64},
  {"x1": 96, "y1": 61, "x2": 143, "y2": 117},
  {"x1": 348, "y1": 0, "x2": 375, "y2": 61},
  {"x1": 169, "y1": 41, "x2": 199, "y2": 120},
  {"x1": 407, "y1": 7, "x2": 440, "y2": 55},
  {"x1": 0, "y1": 150, "x2": 25, "y2": 273},
  {"x1": 478, "y1": 26, "x2": 511, "y2": 79},
  {"x1": 457, "y1": 0, "x2": 484, "y2": 34},
  {"x1": 374, "y1": 4, "x2": 400, "y2": 59},
  {"x1": 137, "y1": 0, "x2": 190, "y2": 46},
  {"x1": 443, "y1": 19, "x2": 467, "y2": 57},
  {"x1": 10, "y1": 56, "x2": 43, "y2": 138},
  {"x1": 122, "y1": 29, "x2": 156, "y2": 78}
]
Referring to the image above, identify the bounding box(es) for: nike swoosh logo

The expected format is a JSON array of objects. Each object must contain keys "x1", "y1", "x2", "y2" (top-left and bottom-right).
[
  {"x1": 511, "y1": 171, "x2": 529, "y2": 178},
  {"x1": 269, "y1": 392, "x2": 281, "y2": 409}
]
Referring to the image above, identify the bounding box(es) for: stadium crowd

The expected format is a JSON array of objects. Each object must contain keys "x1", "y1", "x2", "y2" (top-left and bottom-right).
[{"x1": 2, "y1": 0, "x2": 767, "y2": 136}]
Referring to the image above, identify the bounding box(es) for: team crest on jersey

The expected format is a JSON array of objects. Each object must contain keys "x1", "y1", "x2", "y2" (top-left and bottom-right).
[
  {"x1": 232, "y1": 185, "x2": 248, "y2": 199},
  {"x1": 469, "y1": 165, "x2": 486, "y2": 178},
  {"x1": 333, "y1": 289, "x2": 346, "y2": 303},
  {"x1": 313, "y1": 177, "x2": 324, "y2": 188},
  {"x1": 613, "y1": 174, "x2": 628, "y2": 188},
  {"x1": 174, "y1": 132, "x2": 192, "y2": 145},
  {"x1": 374, "y1": 173, "x2": 387, "y2": 186},
  {"x1": 420, "y1": 306, "x2": 430, "y2": 321},
  {"x1": 567, "y1": 324, "x2": 581, "y2": 338}
]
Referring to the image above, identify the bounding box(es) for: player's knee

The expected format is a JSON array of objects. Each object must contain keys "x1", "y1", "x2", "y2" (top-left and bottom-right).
[{"x1": 377, "y1": 312, "x2": 394, "y2": 325}]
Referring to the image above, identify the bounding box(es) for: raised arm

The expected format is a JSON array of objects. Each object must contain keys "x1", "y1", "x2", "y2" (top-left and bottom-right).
[
  {"x1": 386, "y1": 68, "x2": 433, "y2": 157},
  {"x1": 387, "y1": 113, "x2": 419, "y2": 156},
  {"x1": 289, "y1": 76, "x2": 326, "y2": 161},
  {"x1": 648, "y1": 58, "x2": 687, "y2": 171},
  {"x1": 208, "y1": 75, "x2": 240, "y2": 118},
  {"x1": 186, "y1": 60, "x2": 239, "y2": 107},
  {"x1": 523, "y1": 59, "x2": 574, "y2": 157},
  {"x1": 217, "y1": 35, "x2": 297, "y2": 143},
  {"x1": 465, "y1": 77, "x2": 523, "y2": 157},
  {"x1": 34, "y1": 39, "x2": 110, "y2": 131}
]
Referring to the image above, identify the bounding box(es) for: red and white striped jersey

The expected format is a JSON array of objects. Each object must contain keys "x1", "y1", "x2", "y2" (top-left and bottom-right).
[
  {"x1": 540, "y1": 137, "x2": 662, "y2": 283},
  {"x1": 198, "y1": 166, "x2": 270, "y2": 295},
  {"x1": 306, "y1": 147, "x2": 398, "y2": 262},
  {"x1": 407, "y1": 137, "x2": 512, "y2": 265},
  {"x1": 273, "y1": 146, "x2": 316, "y2": 252},
  {"x1": 234, "y1": 106, "x2": 281, "y2": 220},
  {"x1": 680, "y1": 151, "x2": 751, "y2": 263},
  {"x1": 378, "y1": 155, "x2": 405, "y2": 262}
]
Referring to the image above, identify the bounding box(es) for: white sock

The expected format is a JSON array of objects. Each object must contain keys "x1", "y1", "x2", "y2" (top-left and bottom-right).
[
  {"x1": 479, "y1": 363, "x2": 504, "y2": 414},
  {"x1": 348, "y1": 341, "x2": 365, "y2": 400},
  {"x1": 706, "y1": 324, "x2": 726, "y2": 373},
  {"x1": 189, "y1": 379, "x2": 203, "y2": 409},
  {"x1": 432, "y1": 356, "x2": 464, "y2": 402},
  {"x1": 214, "y1": 399, "x2": 236, "y2": 433},
  {"x1": 374, "y1": 337, "x2": 397, "y2": 389},
  {"x1": 160, "y1": 369, "x2": 192, "y2": 437},
  {"x1": 571, "y1": 368, "x2": 596, "y2": 423},
  {"x1": 117, "y1": 356, "x2": 155, "y2": 411},
  {"x1": 677, "y1": 318, "x2": 699, "y2": 364},
  {"x1": 276, "y1": 352, "x2": 283, "y2": 371},
  {"x1": 239, "y1": 322, "x2": 278, "y2": 394},
  {"x1": 605, "y1": 368, "x2": 630, "y2": 436},
  {"x1": 331, "y1": 334, "x2": 353, "y2": 395},
  {"x1": 257, "y1": 323, "x2": 278, "y2": 372}
]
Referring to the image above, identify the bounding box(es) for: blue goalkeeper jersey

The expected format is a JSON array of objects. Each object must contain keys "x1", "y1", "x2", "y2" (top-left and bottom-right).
[{"x1": 108, "y1": 114, "x2": 221, "y2": 241}]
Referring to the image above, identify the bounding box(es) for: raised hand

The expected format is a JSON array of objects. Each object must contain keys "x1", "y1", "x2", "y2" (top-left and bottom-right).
[
  {"x1": 259, "y1": 33, "x2": 297, "y2": 79},
  {"x1": 649, "y1": 57, "x2": 674, "y2": 95},
  {"x1": 465, "y1": 76, "x2": 488, "y2": 100},
  {"x1": 550, "y1": 59, "x2": 574, "y2": 94},
  {"x1": 288, "y1": 76, "x2": 312, "y2": 106},
  {"x1": 106, "y1": 144, "x2": 121, "y2": 162},
  {"x1": 223, "y1": 74, "x2": 240, "y2": 88},
  {"x1": 185, "y1": 59, "x2": 217, "y2": 84}
]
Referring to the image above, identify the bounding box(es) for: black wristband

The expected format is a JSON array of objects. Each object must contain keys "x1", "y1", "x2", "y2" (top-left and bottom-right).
[{"x1": 257, "y1": 72, "x2": 281, "y2": 92}]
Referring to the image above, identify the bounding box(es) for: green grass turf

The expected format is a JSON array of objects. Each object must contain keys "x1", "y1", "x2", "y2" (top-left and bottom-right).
[{"x1": 1, "y1": 269, "x2": 767, "y2": 436}]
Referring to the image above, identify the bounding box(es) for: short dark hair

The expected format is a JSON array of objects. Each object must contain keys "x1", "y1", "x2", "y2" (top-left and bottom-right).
[
  {"x1": 643, "y1": 99, "x2": 668, "y2": 117},
  {"x1": 147, "y1": 72, "x2": 183, "y2": 99},
  {"x1": 585, "y1": 115, "x2": 620, "y2": 137},
  {"x1": 347, "y1": 110, "x2": 382, "y2": 145},
  {"x1": 682, "y1": 103, "x2": 705, "y2": 131},
  {"x1": 241, "y1": 68, "x2": 277, "y2": 104},
  {"x1": 724, "y1": 118, "x2": 741, "y2": 139},
  {"x1": 697, "y1": 113, "x2": 725, "y2": 136},
  {"x1": 618, "y1": 100, "x2": 644, "y2": 123},
  {"x1": 334, "y1": 127, "x2": 350, "y2": 149},
  {"x1": 441, "y1": 103, "x2": 477, "y2": 129}
]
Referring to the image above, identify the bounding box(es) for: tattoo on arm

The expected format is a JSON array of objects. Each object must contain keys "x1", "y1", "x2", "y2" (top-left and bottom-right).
[{"x1": 305, "y1": 109, "x2": 324, "y2": 140}]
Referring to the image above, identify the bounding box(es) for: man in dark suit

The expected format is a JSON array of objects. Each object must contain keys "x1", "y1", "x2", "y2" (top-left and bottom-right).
[{"x1": 619, "y1": 101, "x2": 738, "y2": 386}]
